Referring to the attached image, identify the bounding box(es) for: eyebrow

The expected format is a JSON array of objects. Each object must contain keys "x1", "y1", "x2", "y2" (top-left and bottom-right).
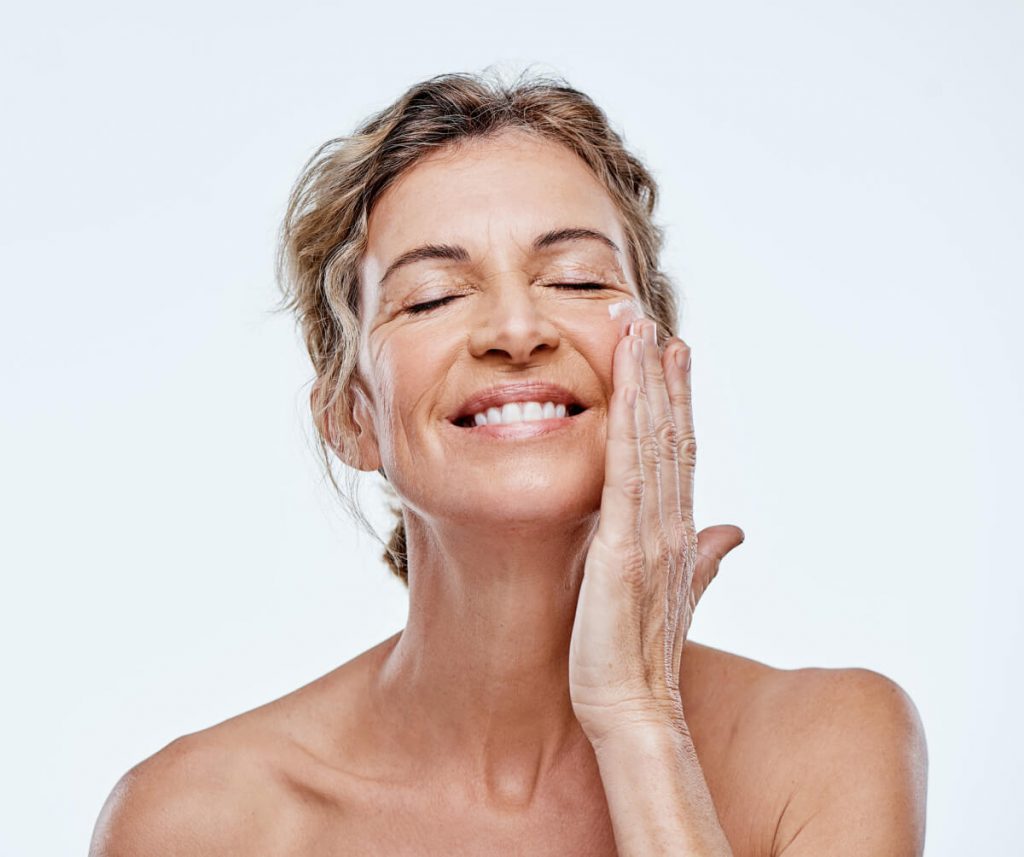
[{"x1": 378, "y1": 226, "x2": 621, "y2": 289}]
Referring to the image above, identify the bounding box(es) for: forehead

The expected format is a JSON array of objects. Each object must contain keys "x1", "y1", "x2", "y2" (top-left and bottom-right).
[{"x1": 361, "y1": 130, "x2": 629, "y2": 296}]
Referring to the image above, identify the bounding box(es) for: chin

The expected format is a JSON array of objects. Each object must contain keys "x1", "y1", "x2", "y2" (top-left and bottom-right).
[
  {"x1": 445, "y1": 472, "x2": 604, "y2": 527},
  {"x1": 390, "y1": 435, "x2": 607, "y2": 526}
]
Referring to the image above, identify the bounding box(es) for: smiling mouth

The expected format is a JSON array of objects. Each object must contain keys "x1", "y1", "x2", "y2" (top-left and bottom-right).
[{"x1": 452, "y1": 403, "x2": 587, "y2": 428}]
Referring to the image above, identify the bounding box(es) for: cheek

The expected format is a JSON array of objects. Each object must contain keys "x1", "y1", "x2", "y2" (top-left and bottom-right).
[
  {"x1": 370, "y1": 333, "x2": 445, "y2": 437},
  {"x1": 556, "y1": 299, "x2": 641, "y2": 383}
]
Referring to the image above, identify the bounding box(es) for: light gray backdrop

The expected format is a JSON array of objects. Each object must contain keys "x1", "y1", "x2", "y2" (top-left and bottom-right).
[{"x1": 1, "y1": 1, "x2": 1020, "y2": 854}]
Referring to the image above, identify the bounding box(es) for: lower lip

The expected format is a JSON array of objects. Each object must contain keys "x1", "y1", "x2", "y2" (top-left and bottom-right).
[{"x1": 446, "y1": 410, "x2": 588, "y2": 439}]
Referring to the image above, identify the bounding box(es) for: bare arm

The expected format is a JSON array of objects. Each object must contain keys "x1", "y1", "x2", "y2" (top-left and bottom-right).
[
  {"x1": 592, "y1": 721, "x2": 734, "y2": 857},
  {"x1": 589, "y1": 667, "x2": 927, "y2": 857}
]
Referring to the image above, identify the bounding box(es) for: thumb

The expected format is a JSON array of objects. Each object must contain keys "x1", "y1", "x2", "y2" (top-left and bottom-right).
[{"x1": 690, "y1": 524, "x2": 746, "y2": 606}]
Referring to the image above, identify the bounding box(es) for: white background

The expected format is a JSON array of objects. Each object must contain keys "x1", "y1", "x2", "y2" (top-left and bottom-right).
[{"x1": 1, "y1": 1, "x2": 1021, "y2": 854}]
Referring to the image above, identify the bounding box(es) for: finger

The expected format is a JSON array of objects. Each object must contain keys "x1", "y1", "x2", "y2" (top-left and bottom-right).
[
  {"x1": 633, "y1": 321, "x2": 668, "y2": 527},
  {"x1": 632, "y1": 321, "x2": 669, "y2": 587},
  {"x1": 595, "y1": 330, "x2": 646, "y2": 553},
  {"x1": 633, "y1": 319, "x2": 687, "y2": 647},
  {"x1": 689, "y1": 524, "x2": 746, "y2": 612},
  {"x1": 664, "y1": 337, "x2": 696, "y2": 531},
  {"x1": 638, "y1": 321, "x2": 682, "y2": 538}
]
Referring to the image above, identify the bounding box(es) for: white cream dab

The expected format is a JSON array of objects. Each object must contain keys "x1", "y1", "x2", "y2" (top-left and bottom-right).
[
  {"x1": 608, "y1": 298, "x2": 646, "y2": 335},
  {"x1": 608, "y1": 298, "x2": 643, "y2": 319}
]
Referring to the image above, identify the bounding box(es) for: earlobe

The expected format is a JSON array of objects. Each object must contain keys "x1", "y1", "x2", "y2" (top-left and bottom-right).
[
  {"x1": 310, "y1": 378, "x2": 381, "y2": 473},
  {"x1": 348, "y1": 383, "x2": 382, "y2": 473}
]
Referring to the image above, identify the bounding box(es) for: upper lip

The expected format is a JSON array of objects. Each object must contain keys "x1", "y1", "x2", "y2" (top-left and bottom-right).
[{"x1": 449, "y1": 381, "x2": 588, "y2": 422}]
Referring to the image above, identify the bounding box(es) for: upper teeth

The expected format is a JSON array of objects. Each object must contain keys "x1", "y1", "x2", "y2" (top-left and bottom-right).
[{"x1": 471, "y1": 401, "x2": 568, "y2": 426}]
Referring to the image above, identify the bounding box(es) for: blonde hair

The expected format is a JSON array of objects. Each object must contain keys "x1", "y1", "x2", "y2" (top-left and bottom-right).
[{"x1": 275, "y1": 68, "x2": 679, "y2": 586}]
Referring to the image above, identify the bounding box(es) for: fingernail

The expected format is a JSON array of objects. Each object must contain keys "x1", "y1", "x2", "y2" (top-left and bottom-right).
[
  {"x1": 642, "y1": 321, "x2": 656, "y2": 346},
  {"x1": 631, "y1": 338, "x2": 643, "y2": 360},
  {"x1": 675, "y1": 347, "x2": 690, "y2": 371}
]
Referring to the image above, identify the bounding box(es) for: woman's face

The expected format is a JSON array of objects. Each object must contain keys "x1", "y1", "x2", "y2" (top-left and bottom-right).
[{"x1": 356, "y1": 128, "x2": 643, "y2": 529}]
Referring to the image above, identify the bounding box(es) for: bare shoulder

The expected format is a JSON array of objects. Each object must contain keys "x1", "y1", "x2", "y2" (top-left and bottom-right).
[
  {"x1": 88, "y1": 724, "x2": 304, "y2": 857},
  {"x1": 681, "y1": 643, "x2": 927, "y2": 855},
  {"x1": 747, "y1": 657, "x2": 928, "y2": 856},
  {"x1": 757, "y1": 662, "x2": 927, "y2": 752},
  {"x1": 87, "y1": 639, "x2": 393, "y2": 857}
]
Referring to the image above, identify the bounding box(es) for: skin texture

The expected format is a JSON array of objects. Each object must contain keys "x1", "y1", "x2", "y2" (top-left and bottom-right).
[{"x1": 90, "y1": 129, "x2": 928, "y2": 856}]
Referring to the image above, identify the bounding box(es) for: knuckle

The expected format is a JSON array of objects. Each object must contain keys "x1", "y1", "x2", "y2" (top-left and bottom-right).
[
  {"x1": 654, "y1": 417, "x2": 678, "y2": 451},
  {"x1": 677, "y1": 434, "x2": 697, "y2": 465},
  {"x1": 639, "y1": 437, "x2": 661, "y2": 469},
  {"x1": 621, "y1": 472, "x2": 645, "y2": 501}
]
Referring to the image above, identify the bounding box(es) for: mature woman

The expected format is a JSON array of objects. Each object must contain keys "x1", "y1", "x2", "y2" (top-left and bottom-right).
[{"x1": 91, "y1": 71, "x2": 927, "y2": 856}]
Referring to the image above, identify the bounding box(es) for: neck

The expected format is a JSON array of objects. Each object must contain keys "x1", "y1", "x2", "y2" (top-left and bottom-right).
[{"x1": 370, "y1": 510, "x2": 601, "y2": 806}]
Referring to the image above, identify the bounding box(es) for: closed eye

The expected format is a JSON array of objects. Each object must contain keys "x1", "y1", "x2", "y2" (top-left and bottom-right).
[
  {"x1": 405, "y1": 295, "x2": 459, "y2": 315},
  {"x1": 404, "y1": 283, "x2": 606, "y2": 315}
]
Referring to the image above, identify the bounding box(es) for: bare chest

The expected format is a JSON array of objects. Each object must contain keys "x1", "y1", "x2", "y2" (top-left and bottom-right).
[
  {"x1": 264, "y1": 748, "x2": 776, "y2": 857},
  {"x1": 248, "y1": 643, "x2": 784, "y2": 856},
  {"x1": 269, "y1": 777, "x2": 620, "y2": 857}
]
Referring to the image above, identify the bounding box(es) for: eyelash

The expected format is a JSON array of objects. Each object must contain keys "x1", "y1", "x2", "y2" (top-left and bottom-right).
[{"x1": 404, "y1": 283, "x2": 606, "y2": 315}]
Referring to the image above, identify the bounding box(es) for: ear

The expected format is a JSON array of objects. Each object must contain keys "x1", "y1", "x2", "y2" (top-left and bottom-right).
[{"x1": 311, "y1": 375, "x2": 382, "y2": 473}]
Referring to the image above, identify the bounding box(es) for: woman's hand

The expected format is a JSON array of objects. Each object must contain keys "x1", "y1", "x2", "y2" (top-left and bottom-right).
[{"x1": 569, "y1": 318, "x2": 745, "y2": 747}]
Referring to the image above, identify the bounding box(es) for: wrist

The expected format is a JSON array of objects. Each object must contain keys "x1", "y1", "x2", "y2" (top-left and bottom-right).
[{"x1": 585, "y1": 706, "x2": 691, "y2": 756}]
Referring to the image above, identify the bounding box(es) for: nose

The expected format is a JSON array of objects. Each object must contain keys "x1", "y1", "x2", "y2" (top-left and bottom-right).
[{"x1": 467, "y1": 279, "x2": 560, "y2": 363}]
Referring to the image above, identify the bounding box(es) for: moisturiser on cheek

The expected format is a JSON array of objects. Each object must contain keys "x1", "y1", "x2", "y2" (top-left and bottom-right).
[{"x1": 607, "y1": 298, "x2": 646, "y2": 337}]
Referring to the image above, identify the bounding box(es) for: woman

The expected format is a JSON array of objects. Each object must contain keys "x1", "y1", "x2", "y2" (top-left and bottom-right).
[{"x1": 91, "y1": 71, "x2": 927, "y2": 856}]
